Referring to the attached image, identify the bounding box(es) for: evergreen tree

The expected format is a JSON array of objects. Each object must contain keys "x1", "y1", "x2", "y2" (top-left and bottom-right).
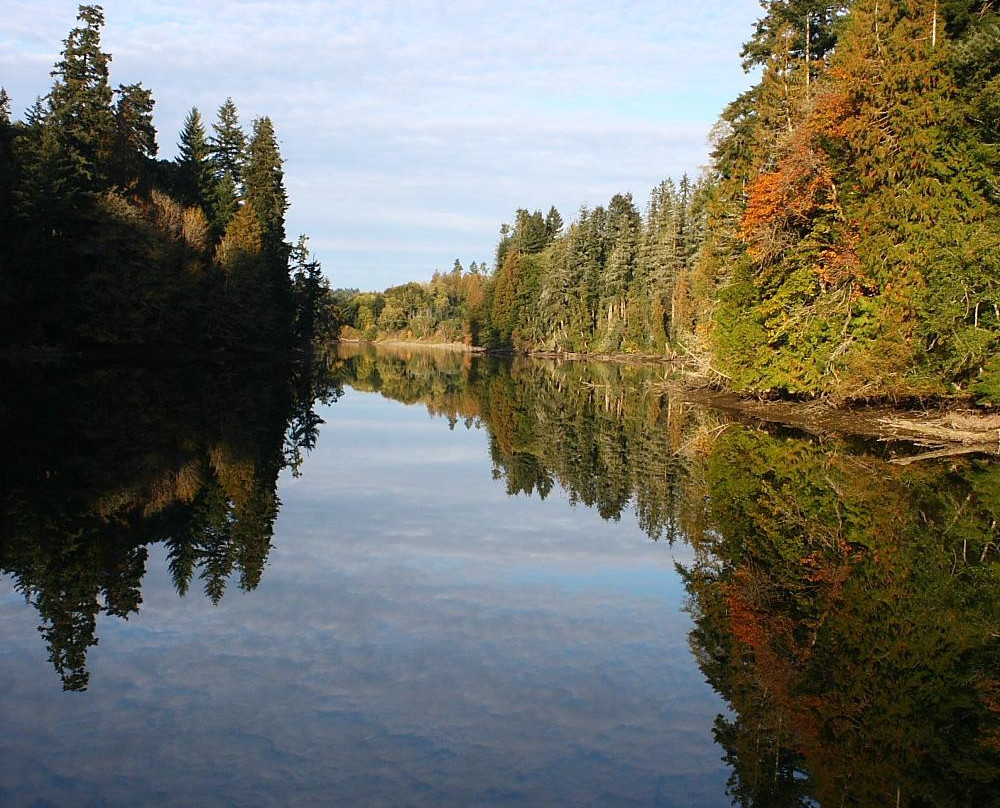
[
  {"x1": 109, "y1": 82, "x2": 157, "y2": 188},
  {"x1": 210, "y1": 97, "x2": 246, "y2": 188},
  {"x1": 830, "y1": 0, "x2": 1000, "y2": 396},
  {"x1": 244, "y1": 115, "x2": 289, "y2": 276},
  {"x1": 46, "y1": 4, "x2": 115, "y2": 193},
  {"x1": 544, "y1": 205, "x2": 564, "y2": 238},
  {"x1": 209, "y1": 170, "x2": 240, "y2": 237},
  {"x1": 175, "y1": 107, "x2": 214, "y2": 210}
]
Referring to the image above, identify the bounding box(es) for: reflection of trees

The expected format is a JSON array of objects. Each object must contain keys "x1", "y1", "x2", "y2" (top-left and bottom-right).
[
  {"x1": 680, "y1": 428, "x2": 1000, "y2": 807},
  {"x1": 337, "y1": 343, "x2": 705, "y2": 541},
  {"x1": 337, "y1": 344, "x2": 1000, "y2": 804},
  {"x1": 0, "y1": 360, "x2": 340, "y2": 690}
]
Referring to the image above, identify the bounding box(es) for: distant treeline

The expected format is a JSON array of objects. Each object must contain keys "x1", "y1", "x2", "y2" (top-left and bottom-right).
[
  {"x1": 0, "y1": 5, "x2": 337, "y2": 354},
  {"x1": 337, "y1": 178, "x2": 704, "y2": 357},
  {"x1": 341, "y1": 0, "x2": 1000, "y2": 403}
]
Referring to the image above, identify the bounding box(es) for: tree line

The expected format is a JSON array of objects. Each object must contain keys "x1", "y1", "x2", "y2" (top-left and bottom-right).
[
  {"x1": 0, "y1": 5, "x2": 337, "y2": 354},
  {"x1": 338, "y1": 178, "x2": 705, "y2": 357},
  {"x1": 340, "y1": 0, "x2": 1000, "y2": 403}
]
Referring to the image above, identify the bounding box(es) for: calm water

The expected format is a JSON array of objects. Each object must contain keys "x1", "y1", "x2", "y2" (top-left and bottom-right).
[{"x1": 1, "y1": 346, "x2": 998, "y2": 807}]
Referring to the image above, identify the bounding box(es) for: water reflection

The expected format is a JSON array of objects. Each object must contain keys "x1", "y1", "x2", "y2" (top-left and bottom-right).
[
  {"x1": 335, "y1": 342, "x2": 701, "y2": 541},
  {"x1": 334, "y1": 343, "x2": 1000, "y2": 806},
  {"x1": 2, "y1": 344, "x2": 998, "y2": 806},
  {"x1": 0, "y1": 359, "x2": 339, "y2": 690},
  {"x1": 680, "y1": 428, "x2": 1000, "y2": 807}
]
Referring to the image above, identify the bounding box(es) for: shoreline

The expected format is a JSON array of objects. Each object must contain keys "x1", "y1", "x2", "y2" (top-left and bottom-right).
[{"x1": 338, "y1": 339, "x2": 1000, "y2": 457}]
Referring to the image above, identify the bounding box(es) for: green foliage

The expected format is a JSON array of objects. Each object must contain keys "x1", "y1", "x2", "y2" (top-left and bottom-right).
[
  {"x1": 350, "y1": 183, "x2": 707, "y2": 355},
  {"x1": 210, "y1": 97, "x2": 246, "y2": 188},
  {"x1": 696, "y1": 0, "x2": 1000, "y2": 402},
  {"x1": 175, "y1": 106, "x2": 215, "y2": 211},
  {"x1": 244, "y1": 116, "x2": 289, "y2": 272}
]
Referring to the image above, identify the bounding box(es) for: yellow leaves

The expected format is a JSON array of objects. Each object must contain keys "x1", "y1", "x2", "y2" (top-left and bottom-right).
[{"x1": 213, "y1": 204, "x2": 262, "y2": 273}]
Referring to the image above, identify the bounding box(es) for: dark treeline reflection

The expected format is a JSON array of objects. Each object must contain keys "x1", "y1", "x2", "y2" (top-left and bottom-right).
[
  {"x1": 0, "y1": 359, "x2": 340, "y2": 691},
  {"x1": 334, "y1": 344, "x2": 1000, "y2": 806}
]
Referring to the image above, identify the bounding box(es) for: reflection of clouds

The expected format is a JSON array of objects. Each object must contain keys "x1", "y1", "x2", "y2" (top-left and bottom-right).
[
  {"x1": 2, "y1": 0, "x2": 760, "y2": 290},
  {"x1": 0, "y1": 390, "x2": 728, "y2": 807}
]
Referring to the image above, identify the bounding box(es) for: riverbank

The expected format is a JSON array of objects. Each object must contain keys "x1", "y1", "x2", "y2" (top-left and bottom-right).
[
  {"x1": 681, "y1": 389, "x2": 1000, "y2": 462},
  {"x1": 338, "y1": 339, "x2": 1000, "y2": 458}
]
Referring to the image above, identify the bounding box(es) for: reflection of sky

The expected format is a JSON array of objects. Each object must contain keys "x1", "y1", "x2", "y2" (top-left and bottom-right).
[{"x1": 0, "y1": 390, "x2": 728, "y2": 808}]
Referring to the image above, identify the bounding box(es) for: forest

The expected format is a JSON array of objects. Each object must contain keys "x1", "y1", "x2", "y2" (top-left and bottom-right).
[
  {"x1": 338, "y1": 0, "x2": 1000, "y2": 404},
  {"x1": 0, "y1": 5, "x2": 336, "y2": 355}
]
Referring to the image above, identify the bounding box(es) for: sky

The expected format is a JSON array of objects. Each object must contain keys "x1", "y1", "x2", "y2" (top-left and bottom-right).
[{"x1": 1, "y1": 1, "x2": 762, "y2": 291}]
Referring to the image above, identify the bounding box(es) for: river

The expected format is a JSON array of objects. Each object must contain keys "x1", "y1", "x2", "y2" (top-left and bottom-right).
[{"x1": 1, "y1": 344, "x2": 997, "y2": 807}]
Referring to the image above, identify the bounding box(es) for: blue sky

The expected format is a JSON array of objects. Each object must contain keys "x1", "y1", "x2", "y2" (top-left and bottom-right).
[{"x1": 2, "y1": 1, "x2": 762, "y2": 290}]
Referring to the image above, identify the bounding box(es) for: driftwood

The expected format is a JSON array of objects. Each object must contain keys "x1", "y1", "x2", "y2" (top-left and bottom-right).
[{"x1": 679, "y1": 388, "x2": 1000, "y2": 463}]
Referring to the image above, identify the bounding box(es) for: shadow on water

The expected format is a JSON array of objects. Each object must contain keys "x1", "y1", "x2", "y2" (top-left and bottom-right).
[
  {"x1": 0, "y1": 357, "x2": 341, "y2": 691},
  {"x1": 3, "y1": 342, "x2": 998, "y2": 805}
]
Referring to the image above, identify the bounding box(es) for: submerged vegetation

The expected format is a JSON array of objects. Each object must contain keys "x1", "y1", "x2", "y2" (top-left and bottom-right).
[
  {"x1": 0, "y1": 5, "x2": 337, "y2": 355},
  {"x1": 341, "y1": 1, "x2": 1000, "y2": 404}
]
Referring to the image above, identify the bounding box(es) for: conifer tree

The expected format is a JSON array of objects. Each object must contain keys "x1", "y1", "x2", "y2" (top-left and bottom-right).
[
  {"x1": 175, "y1": 107, "x2": 214, "y2": 210},
  {"x1": 830, "y1": 0, "x2": 1000, "y2": 396},
  {"x1": 209, "y1": 170, "x2": 239, "y2": 237},
  {"x1": 46, "y1": 4, "x2": 115, "y2": 193},
  {"x1": 244, "y1": 115, "x2": 289, "y2": 278},
  {"x1": 545, "y1": 206, "x2": 564, "y2": 238},
  {"x1": 210, "y1": 97, "x2": 246, "y2": 188},
  {"x1": 109, "y1": 82, "x2": 156, "y2": 188}
]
